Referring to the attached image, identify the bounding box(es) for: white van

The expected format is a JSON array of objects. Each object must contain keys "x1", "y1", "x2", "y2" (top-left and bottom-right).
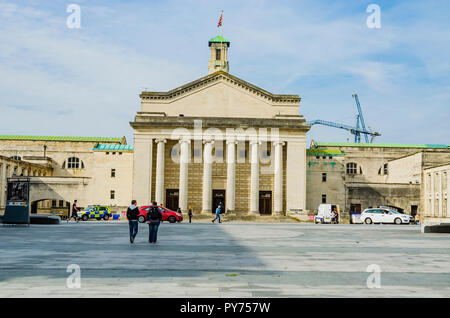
[{"x1": 315, "y1": 204, "x2": 340, "y2": 224}]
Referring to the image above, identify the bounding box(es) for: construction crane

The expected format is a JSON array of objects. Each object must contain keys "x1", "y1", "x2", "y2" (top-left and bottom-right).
[{"x1": 307, "y1": 94, "x2": 381, "y2": 143}]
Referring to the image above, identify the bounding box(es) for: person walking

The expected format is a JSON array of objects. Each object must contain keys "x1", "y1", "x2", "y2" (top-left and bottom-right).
[
  {"x1": 126, "y1": 200, "x2": 139, "y2": 244},
  {"x1": 69, "y1": 200, "x2": 79, "y2": 223},
  {"x1": 188, "y1": 206, "x2": 193, "y2": 223},
  {"x1": 147, "y1": 201, "x2": 163, "y2": 244},
  {"x1": 212, "y1": 205, "x2": 222, "y2": 223}
]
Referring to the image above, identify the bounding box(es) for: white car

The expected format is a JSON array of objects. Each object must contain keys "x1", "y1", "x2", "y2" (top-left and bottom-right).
[{"x1": 361, "y1": 208, "x2": 413, "y2": 225}]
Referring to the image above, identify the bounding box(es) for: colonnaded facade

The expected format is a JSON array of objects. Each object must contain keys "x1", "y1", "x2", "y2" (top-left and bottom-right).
[{"x1": 131, "y1": 35, "x2": 309, "y2": 215}]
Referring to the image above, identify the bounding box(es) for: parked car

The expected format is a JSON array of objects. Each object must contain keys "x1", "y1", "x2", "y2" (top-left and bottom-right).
[
  {"x1": 137, "y1": 205, "x2": 183, "y2": 223},
  {"x1": 79, "y1": 205, "x2": 112, "y2": 221},
  {"x1": 361, "y1": 208, "x2": 413, "y2": 225},
  {"x1": 315, "y1": 204, "x2": 340, "y2": 224}
]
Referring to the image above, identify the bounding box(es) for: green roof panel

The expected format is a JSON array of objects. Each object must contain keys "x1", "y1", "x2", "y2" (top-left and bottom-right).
[
  {"x1": 0, "y1": 135, "x2": 123, "y2": 143},
  {"x1": 92, "y1": 144, "x2": 134, "y2": 151},
  {"x1": 315, "y1": 142, "x2": 449, "y2": 149}
]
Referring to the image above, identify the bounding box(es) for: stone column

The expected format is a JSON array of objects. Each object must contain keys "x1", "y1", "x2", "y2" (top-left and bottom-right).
[
  {"x1": 274, "y1": 141, "x2": 285, "y2": 214},
  {"x1": 226, "y1": 139, "x2": 236, "y2": 213},
  {"x1": 431, "y1": 172, "x2": 435, "y2": 217},
  {"x1": 250, "y1": 140, "x2": 260, "y2": 214},
  {"x1": 132, "y1": 135, "x2": 153, "y2": 205},
  {"x1": 286, "y1": 139, "x2": 307, "y2": 212},
  {"x1": 179, "y1": 138, "x2": 190, "y2": 212},
  {"x1": 155, "y1": 139, "x2": 166, "y2": 206},
  {"x1": 202, "y1": 140, "x2": 214, "y2": 213}
]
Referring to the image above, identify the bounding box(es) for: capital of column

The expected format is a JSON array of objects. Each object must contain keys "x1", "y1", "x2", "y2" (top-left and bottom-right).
[
  {"x1": 249, "y1": 140, "x2": 262, "y2": 146},
  {"x1": 273, "y1": 140, "x2": 286, "y2": 146},
  {"x1": 155, "y1": 138, "x2": 167, "y2": 144}
]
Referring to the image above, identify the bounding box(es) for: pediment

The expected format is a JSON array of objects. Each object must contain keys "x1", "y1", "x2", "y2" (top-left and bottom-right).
[
  {"x1": 140, "y1": 71, "x2": 300, "y2": 104},
  {"x1": 140, "y1": 71, "x2": 301, "y2": 118}
]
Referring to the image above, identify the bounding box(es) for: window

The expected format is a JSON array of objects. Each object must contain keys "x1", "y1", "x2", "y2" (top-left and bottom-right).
[
  {"x1": 193, "y1": 148, "x2": 202, "y2": 158},
  {"x1": 106, "y1": 152, "x2": 109, "y2": 155},
  {"x1": 215, "y1": 48, "x2": 221, "y2": 60},
  {"x1": 316, "y1": 156, "x2": 320, "y2": 159},
  {"x1": 383, "y1": 163, "x2": 388, "y2": 175},
  {"x1": 322, "y1": 173, "x2": 327, "y2": 182},
  {"x1": 110, "y1": 190, "x2": 115, "y2": 199},
  {"x1": 111, "y1": 169, "x2": 116, "y2": 178},
  {"x1": 321, "y1": 194, "x2": 327, "y2": 203},
  {"x1": 10, "y1": 156, "x2": 21, "y2": 161},
  {"x1": 112, "y1": 152, "x2": 116, "y2": 155},
  {"x1": 346, "y1": 163, "x2": 357, "y2": 174},
  {"x1": 239, "y1": 149, "x2": 247, "y2": 159},
  {"x1": 215, "y1": 149, "x2": 224, "y2": 160},
  {"x1": 66, "y1": 157, "x2": 84, "y2": 169}
]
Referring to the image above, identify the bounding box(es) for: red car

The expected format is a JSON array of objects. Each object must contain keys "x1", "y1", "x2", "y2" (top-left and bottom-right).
[{"x1": 137, "y1": 205, "x2": 183, "y2": 223}]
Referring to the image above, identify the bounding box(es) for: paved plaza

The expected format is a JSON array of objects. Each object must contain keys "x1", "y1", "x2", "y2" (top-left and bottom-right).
[{"x1": 0, "y1": 221, "x2": 449, "y2": 297}]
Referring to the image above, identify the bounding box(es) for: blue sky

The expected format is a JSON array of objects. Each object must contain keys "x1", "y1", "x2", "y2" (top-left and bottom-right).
[{"x1": 0, "y1": 0, "x2": 449, "y2": 146}]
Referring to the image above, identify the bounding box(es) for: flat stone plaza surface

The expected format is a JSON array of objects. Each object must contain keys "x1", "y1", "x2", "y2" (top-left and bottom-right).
[{"x1": 0, "y1": 221, "x2": 449, "y2": 297}]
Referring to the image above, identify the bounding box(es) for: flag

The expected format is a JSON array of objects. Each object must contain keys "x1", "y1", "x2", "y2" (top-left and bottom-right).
[{"x1": 217, "y1": 12, "x2": 223, "y2": 27}]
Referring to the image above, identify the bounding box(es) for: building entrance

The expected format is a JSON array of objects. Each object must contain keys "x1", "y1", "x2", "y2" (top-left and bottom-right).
[
  {"x1": 165, "y1": 189, "x2": 179, "y2": 211},
  {"x1": 259, "y1": 191, "x2": 272, "y2": 215},
  {"x1": 212, "y1": 190, "x2": 225, "y2": 214}
]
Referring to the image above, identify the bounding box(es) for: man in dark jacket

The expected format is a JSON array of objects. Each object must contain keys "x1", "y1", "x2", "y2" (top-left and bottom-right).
[
  {"x1": 146, "y1": 201, "x2": 163, "y2": 244},
  {"x1": 127, "y1": 200, "x2": 139, "y2": 243}
]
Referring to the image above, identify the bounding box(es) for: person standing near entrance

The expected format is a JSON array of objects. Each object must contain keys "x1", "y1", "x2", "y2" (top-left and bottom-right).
[
  {"x1": 212, "y1": 205, "x2": 222, "y2": 223},
  {"x1": 147, "y1": 201, "x2": 163, "y2": 244},
  {"x1": 188, "y1": 206, "x2": 193, "y2": 223},
  {"x1": 69, "y1": 200, "x2": 79, "y2": 223},
  {"x1": 126, "y1": 200, "x2": 139, "y2": 244}
]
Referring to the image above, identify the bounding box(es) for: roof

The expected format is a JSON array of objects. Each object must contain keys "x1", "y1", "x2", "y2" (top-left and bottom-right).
[
  {"x1": 313, "y1": 141, "x2": 450, "y2": 149},
  {"x1": 208, "y1": 35, "x2": 230, "y2": 47},
  {"x1": 0, "y1": 135, "x2": 124, "y2": 143},
  {"x1": 306, "y1": 149, "x2": 344, "y2": 156},
  {"x1": 92, "y1": 144, "x2": 134, "y2": 151}
]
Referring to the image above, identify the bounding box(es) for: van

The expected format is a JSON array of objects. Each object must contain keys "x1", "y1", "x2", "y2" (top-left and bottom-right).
[{"x1": 315, "y1": 204, "x2": 340, "y2": 224}]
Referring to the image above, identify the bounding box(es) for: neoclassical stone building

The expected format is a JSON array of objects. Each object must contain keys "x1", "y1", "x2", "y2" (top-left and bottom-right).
[{"x1": 131, "y1": 35, "x2": 309, "y2": 215}]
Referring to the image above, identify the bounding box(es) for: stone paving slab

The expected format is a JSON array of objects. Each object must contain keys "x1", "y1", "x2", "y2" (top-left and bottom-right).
[{"x1": 0, "y1": 222, "x2": 449, "y2": 297}]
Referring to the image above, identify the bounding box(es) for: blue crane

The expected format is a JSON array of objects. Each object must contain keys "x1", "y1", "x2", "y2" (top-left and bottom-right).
[{"x1": 307, "y1": 94, "x2": 381, "y2": 143}]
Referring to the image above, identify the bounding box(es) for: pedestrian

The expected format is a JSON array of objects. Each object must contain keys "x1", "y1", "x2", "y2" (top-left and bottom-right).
[
  {"x1": 219, "y1": 201, "x2": 225, "y2": 214},
  {"x1": 147, "y1": 201, "x2": 163, "y2": 244},
  {"x1": 188, "y1": 205, "x2": 193, "y2": 223},
  {"x1": 127, "y1": 200, "x2": 139, "y2": 244},
  {"x1": 212, "y1": 205, "x2": 222, "y2": 223},
  {"x1": 69, "y1": 200, "x2": 79, "y2": 223},
  {"x1": 414, "y1": 214, "x2": 420, "y2": 225}
]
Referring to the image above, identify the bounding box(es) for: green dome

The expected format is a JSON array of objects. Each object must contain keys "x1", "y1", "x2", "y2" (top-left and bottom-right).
[{"x1": 208, "y1": 35, "x2": 230, "y2": 47}]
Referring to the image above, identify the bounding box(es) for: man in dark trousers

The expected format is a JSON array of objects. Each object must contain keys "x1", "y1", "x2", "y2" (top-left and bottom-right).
[
  {"x1": 147, "y1": 201, "x2": 163, "y2": 244},
  {"x1": 126, "y1": 200, "x2": 139, "y2": 244},
  {"x1": 70, "y1": 200, "x2": 79, "y2": 223}
]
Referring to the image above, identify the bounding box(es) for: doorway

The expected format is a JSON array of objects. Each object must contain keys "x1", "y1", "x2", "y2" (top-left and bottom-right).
[
  {"x1": 259, "y1": 191, "x2": 272, "y2": 215},
  {"x1": 212, "y1": 190, "x2": 225, "y2": 214},
  {"x1": 165, "y1": 189, "x2": 179, "y2": 211},
  {"x1": 411, "y1": 205, "x2": 418, "y2": 217},
  {"x1": 350, "y1": 203, "x2": 361, "y2": 214}
]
